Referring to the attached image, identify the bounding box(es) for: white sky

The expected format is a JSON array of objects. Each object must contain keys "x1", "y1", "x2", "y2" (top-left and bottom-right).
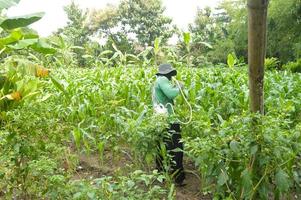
[{"x1": 7, "y1": 0, "x2": 221, "y2": 37}]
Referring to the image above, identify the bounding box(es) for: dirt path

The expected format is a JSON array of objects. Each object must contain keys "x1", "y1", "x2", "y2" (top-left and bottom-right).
[
  {"x1": 72, "y1": 149, "x2": 132, "y2": 180},
  {"x1": 71, "y1": 149, "x2": 211, "y2": 200},
  {"x1": 175, "y1": 160, "x2": 211, "y2": 200}
]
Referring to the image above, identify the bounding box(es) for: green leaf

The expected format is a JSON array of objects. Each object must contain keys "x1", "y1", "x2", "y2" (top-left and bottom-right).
[
  {"x1": 97, "y1": 142, "x2": 105, "y2": 156},
  {"x1": 0, "y1": 0, "x2": 20, "y2": 11},
  {"x1": 18, "y1": 27, "x2": 39, "y2": 39},
  {"x1": 111, "y1": 43, "x2": 122, "y2": 55},
  {"x1": 227, "y1": 53, "x2": 236, "y2": 68},
  {"x1": 39, "y1": 93, "x2": 52, "y2": 102},
  {"x1": 0, "y1": 12, "x2": 45, "y2": 30},
  {"x1": 217, "y1": 170, "x2": 229, "y2": 186},
  {"x1": 7, "y1": 38, "x2": 38, "y2": 49},
  {"x1": 0, "y1": 171, "x2": 4, "y2": 179},
  {"x1": 229, "y1": 140, "x2": 239, "y2": 153},
  {"x1": 82, "y1": 54, "x2": 93, "y2": 59},
  {"x1": 4, "y1": 37, "x2": 55, "y2": 54},
  {"x1": 168, "y1": 183, "x2": 175, "y2": 200},
  {"x1": 183, "y1": 32, "x2": 191, "y2": 46},
  {"x1": 87, "y1": 192, "x2": 95, "y2": 199},
  {"x1": 126, "y1": 180, "x2": 135, "y2": 188},
  {"x1": 275, "y1": 169, "x2": 289, "y2": 193},
  {"x1": 73, "y1": 128, "x2": 82, "y2": 149},
  {"x1": 199, "y1": 41, "x2": 213, "y2": 49},
  {"x1": 258, "y1": 180, "x2": 269, "y2": 199},
  {"x1": 241, "y1": 169, "x2": 252, "y2": 198},
  {"x1": 154, "y1": 37, "x2": 161, "y2": 54},
  {"x1": 31, "y1": 39, "x2": 56, "y2": 54},
  {"x1": 126, "y1": 53, "x2": 139, "y2": 61},
  {"x1": 50, "y1": 75, "x2": 67, "y2": 95},
  {"x1": 136, "y1": 107, "x2": 147, "y2": 126},
  {"x1": 145, "y1": 153, "x2": 153, "y2": 165},
  {"x1": 21, "y1": 79, "x2": 38, "y2": 96},
  {"x1": 0, "y1": 28, "x2": 39, "y2": 48},
  {"x1": 250, "y1": 145, "x2": 258, "y2": 155},
  {"x1": 0, "y1": 29, "x2": 23, "y2": 47},
  {"x1": 217, "y1": 113, "x2": 224, "y2": 123},
  {"x1": 70, "y1": 45, "x2": 84, "y2": 50},
  {"x1": 73, "y1": 192, "x2": 82, "y2": 199},
  {"x1": 100, "y1": 50, "x2": 113, "y2": 56},
  {"x1": 0, "y1": 75, "x2": 6, "y2": 89}
]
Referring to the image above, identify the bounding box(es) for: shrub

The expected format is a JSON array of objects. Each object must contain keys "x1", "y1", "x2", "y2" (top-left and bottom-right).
[
  {"x1": 264, "y1": 57, "x2": 280, "y2": 70},
  {"x1": 282, "y1": 59, "x2": 301, "y2": 73},
  {"x1": 185, "y1": 113, "x2": 301, "y2": 199}
]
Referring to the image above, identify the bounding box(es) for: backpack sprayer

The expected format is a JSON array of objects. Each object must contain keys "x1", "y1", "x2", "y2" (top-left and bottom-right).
[{"x1": 153, "y1": 78, "x2": 193, "y2": 125}]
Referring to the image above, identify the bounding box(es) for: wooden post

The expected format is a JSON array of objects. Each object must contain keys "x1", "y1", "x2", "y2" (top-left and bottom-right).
[{"x1": 247, "y1": 0, "x2": 269, "y2": 114}]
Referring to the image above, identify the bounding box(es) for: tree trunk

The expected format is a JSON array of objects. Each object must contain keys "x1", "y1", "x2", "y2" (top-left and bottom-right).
[
  {"x1": 247, "y1": 1, "x2": 269, "y2": 198},
  {"x1": 247, "y1": 0, "x2": 269, "y2": 114}
]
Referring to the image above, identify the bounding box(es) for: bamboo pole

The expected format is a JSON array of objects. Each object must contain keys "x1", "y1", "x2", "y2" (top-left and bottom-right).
[{"x1": 247, "y1": 0, "x2": 269, "y2": 114}]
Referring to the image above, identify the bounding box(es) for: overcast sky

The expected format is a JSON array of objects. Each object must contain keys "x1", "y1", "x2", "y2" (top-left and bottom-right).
[{"x1": 7, "y1": 0, "x2": 221, "y2": 37}]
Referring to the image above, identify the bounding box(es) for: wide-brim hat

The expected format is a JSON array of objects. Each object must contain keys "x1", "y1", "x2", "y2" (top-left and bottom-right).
[{"x1": 156, "y1": 63, "x2": 177, "y2": 76}]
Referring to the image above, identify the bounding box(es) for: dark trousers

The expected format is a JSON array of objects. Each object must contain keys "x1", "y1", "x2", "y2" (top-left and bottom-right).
[{"x1": 156, "y1": 123, "x2": 185, "y2": 183}]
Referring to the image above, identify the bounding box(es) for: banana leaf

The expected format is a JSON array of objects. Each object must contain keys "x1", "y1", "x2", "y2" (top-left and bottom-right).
[
  {"x1": 0, "y1": 12, "x2": 45, "y2": 30},
  {"x1": 0, "y1": 0, "x2": 20, "y2": 11}
]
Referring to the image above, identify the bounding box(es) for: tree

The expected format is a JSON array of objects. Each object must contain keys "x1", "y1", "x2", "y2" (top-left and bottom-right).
[
  {"x1": 88, "y1": 0, "x2": 175, "y2": 50},
  {"x1": 188, "y1": 0, "x2": 300, "y2": 65},
  {"x1": 88, "y1": 4, "x2": 135, "y2": 54},
  {"x1": 186, "y1": 7, "x2": 228, "y2": 65},
  {"x1": 188, "y1": 2, "x2": 246, "y2": 64},
  {"x1": 267, "y1": 0, "x2": 301, "y2": 62},
  {"x1": 88, "y1": 4, "x2": 119, "y2": 37},
  {"x1": 58, "y1": 1, "x2": 91, "y2": 46},
  {"x1": 248, "y1": 0, "x2": 268, "y2": 114},
  {"x1": 189, "y1": 7, "x2": 228, "y2": 44},
  {"x1": 56, "y1": 1, "x2": 92, "y2": 66},
  {"x1": 119, "y1": 0, "x2": 175, "y2": 47},
  {"x1": 223, "y1": 0, "x2": 301, "y2": 63},
  {"x1": 219, "y1": 0, "x2": 248, "y2": 59}
]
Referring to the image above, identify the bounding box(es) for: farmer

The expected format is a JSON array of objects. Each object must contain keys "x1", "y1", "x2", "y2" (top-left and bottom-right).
[{"x1": 152, "y1": 63, "x2": 185, "y2": 186}]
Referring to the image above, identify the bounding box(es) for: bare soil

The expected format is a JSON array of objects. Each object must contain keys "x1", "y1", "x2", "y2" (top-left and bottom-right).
[
  {"x1": 175, "y1": 160, "x2": 211, "y2": 200},
  {"x1": 71, "y1": 148, "x2": 212, "y2": 200}
]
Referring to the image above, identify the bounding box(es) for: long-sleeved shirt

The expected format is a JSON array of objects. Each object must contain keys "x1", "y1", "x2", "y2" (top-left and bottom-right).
[{"x1": 152, "y1": 76, "x2": 180, "y2": 115}]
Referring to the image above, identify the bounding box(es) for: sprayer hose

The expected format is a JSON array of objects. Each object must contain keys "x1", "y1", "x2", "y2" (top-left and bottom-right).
[{"x1": 172, "y1": 78, "x2": 193, "y2": 125}]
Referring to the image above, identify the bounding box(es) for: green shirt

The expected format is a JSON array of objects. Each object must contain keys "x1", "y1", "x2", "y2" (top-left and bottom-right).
[{"x1": 152, "y1": 76, "x2": 180, "y2": 115}]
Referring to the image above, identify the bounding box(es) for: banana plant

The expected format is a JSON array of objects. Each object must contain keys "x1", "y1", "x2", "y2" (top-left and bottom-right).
[
  {"x1": 182, "y1": 32, "x2": 191, "y2": 67},
  {"x1": 49, "y1": 35, "x2": 78, "y2": 67},
  {"x1": 0, "y1": 12, "x2": 56, "y2": 54},
  {"x1": 153, "y1": 37, "x2": 161, "y2": 65},
  {"x1": 0, "y1": 1, "x2": 56, "y2": 112},
  {"x1": 98, "y1": 50, "x2": 113, "y2": 67},
  {"x1": 0, "y1": 0, "x2": 20, "y2": 12},
  {"x1": 110, "y1": 43, "x2": 140, "y2": 67},
  {"x1": 137, "y1": 46, "x2": 153, "y2": 67}
]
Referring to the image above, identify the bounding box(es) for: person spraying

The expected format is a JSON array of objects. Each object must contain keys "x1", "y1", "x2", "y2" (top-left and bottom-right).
[{"x1": 152, "y1": 63, "x2": 185, "y2": 186}]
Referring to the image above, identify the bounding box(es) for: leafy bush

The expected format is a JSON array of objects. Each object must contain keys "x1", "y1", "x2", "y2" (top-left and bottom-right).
[
  {"x1": 185, "y1": 113, "x2": 301, "y2": 199},
  {"x1": 24, "y1": 168, "x2": 167, "y2": 199},
  {"x1": 264, "y1": 57, "x2": 280, "y2": 70},
  {"x1": 0, "y1": 103, "x2": 75, "y2": 199},
  {"x1": 207, "y1": 39, "x2": 236, "y2": 64},
  {"x1": 282, "y1": 59, "x2": 301, "y2": 73},
  {"x1": 69, "y1": 170, "x2": 167, "y2": 200}
]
